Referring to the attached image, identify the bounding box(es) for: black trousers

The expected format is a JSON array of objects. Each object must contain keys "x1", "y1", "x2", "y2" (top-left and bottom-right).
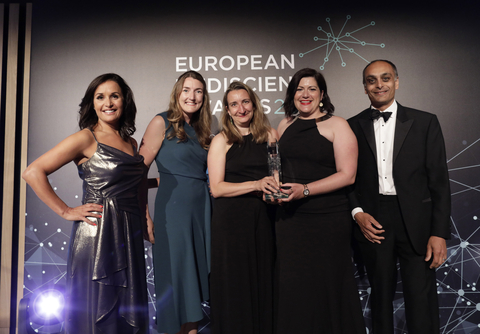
[{"x1": 355, "y1": 195, "x2": 439, "y2": 334}]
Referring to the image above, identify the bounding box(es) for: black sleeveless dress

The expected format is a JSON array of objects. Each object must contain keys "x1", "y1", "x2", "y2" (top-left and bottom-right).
[
  {"x1": 275, "y1": 118, "x2": 365, "y2": 333},
  {"x1": 210, "y1": 134, "x2": 275, "y2": 334},
  {"x1": 66, "y1": 131, "x2": 149, "y2": 334}
]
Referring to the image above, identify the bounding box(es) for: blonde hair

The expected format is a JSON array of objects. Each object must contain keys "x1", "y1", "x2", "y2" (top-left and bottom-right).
[
  {"x1": 221, "y1": 81, "x2": 270, "y2": 145},
  {"x1": 166, "y1": 71, "x2": 212, "y2": 149}
]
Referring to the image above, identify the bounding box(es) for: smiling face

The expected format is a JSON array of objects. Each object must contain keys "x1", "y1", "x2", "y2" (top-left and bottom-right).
[
  {"x1": 178, "y1": 77, "x2": 204, "y2": 120},
  {"x1": 363, "y1": 61, "x2": 399, "y2": 111},
  {"x1": 93, "y1": 80, "x2": 124, "y2": 126},
  {"x1": 227, "y1": 89, "x2": 254, "y2": 130},
  {"x1": 294, "y1": 77, "x2": 324, "y2": 118}
]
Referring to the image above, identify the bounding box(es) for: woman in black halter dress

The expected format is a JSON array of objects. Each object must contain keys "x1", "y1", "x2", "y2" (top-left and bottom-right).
[
  {"x1": 208, "y1": 82, "x2": 278, "y2": 334},
  {"x1": 274, "y1": 69, "x2": 365, "y2": 333}
]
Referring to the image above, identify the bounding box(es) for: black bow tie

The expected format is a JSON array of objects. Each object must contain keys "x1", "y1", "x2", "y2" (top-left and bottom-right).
[{"x1": 371, "y1": 109, "x2": 392, "y2": 122}]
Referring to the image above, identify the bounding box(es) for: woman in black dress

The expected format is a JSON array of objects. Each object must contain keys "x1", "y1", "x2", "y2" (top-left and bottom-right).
[
  {"x1": 208, "y1": 81, "x2": 278, "y2": 334},
  {"x1": 275, "y1": 68, "x2": 365, "y2": 333}
]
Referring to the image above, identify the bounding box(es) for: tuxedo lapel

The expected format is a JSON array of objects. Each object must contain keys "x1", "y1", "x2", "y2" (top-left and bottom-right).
[
  {"x1": 393, "y1": 104, "x2": 414, "y2": 163},
  {"x1": 359, "y1": 111, "x2": 377, "y2": 161}
]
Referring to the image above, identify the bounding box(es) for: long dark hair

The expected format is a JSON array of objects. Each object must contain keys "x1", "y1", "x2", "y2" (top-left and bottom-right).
[
  {"x1": 283, "y1": 68, "x2": 334, "y2": 118},
  {"x1": 78, "y1": 73, "x2": 136, "y2": 140}
]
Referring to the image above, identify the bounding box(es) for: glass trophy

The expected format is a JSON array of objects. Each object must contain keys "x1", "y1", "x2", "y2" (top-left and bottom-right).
[{"x1": 265, "y1": 141, "x2": 288, "y2": 200}]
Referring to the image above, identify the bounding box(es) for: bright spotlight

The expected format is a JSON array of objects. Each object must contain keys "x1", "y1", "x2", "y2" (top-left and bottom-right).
[
  {"x1": 19, "y1": 288, "x2": 66, "y2": 334},
  {"x1": 36, "y1": 292, "x2": 63, "y2": 319},
  {"x1": 31, "y1": 289, "x2": 65, "y2": 324}
]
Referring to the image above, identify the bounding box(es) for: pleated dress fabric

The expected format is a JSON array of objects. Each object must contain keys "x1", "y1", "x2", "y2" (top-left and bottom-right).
[{"x1": 66, "y1": 131, "x2": 149, "y2": 334}]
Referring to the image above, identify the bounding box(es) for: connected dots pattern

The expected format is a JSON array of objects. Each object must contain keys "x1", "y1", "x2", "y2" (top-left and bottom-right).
[
  {"x1": 355, "y1": 137, "x2": 480, "y2": 333},
  {"x1": 299, "y1": 15, "x2": 385, "y2": 70},
  {"x1": 22, "y1": 136, "x2": 479, "y2": 333}
]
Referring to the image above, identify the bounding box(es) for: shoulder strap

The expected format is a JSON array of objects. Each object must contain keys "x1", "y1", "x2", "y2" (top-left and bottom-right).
[
  {"x1": 89, "y1": 128, "x2": 99, "y2": 143},
  {"x1": 316, "y1": 113, "x2": 332, "y2": 123}
]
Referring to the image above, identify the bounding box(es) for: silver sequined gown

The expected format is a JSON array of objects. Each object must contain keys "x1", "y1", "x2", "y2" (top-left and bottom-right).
[{"x1": 65, "y1": 131, "x2": 149, "y2": 334}]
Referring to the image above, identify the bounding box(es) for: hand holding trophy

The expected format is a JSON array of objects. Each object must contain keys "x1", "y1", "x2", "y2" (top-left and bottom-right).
[{"x1": 265, "y1": 141, "x2": 289, "y2": 201}]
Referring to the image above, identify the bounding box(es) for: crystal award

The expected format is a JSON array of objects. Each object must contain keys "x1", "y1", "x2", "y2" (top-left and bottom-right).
[{"x1": 265, "y1": 141, "x2": 288, "y2": 200}]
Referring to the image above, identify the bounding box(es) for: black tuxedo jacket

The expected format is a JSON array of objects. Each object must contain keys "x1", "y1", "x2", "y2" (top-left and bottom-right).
[{"x1": 348, "y1": 103, "x2": 451, "y2": 254}]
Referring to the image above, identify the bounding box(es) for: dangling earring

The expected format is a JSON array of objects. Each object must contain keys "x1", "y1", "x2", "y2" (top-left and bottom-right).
[
  {"x1": 319, "y1": 102, "x2": 324, "y2": 108},
  {"x1": 229, "y1": 116, "x2": 234, "y2": 125}
]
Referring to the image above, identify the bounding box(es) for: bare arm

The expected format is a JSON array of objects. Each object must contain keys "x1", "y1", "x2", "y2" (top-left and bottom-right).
[
  {"x1": 139, "y1": 115, "x2": 166, "y2": 168},
  {"x1": 145, "y1": 203, "x2": 155, "y2": 244},
  {"x1": 208, "y1": 129, "x2": 280, "y2": 198},
  {"x1": 22, "y1": 129, "x2": 103, "y2": 224},
  {"x1": 138, "y1": 115, "x2": 166, "y2": 243},
  {"x1": 280, "y1": 116, "x2": 358, "y2": 201}
]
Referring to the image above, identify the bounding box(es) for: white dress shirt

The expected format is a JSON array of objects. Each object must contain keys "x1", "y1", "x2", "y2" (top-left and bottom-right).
[
  {"x1": 374, "y1": 101, "x2": 397, "y2": 195},
  {"x1": 352, "y1": 100, "x2": 398, "y2": 219}
]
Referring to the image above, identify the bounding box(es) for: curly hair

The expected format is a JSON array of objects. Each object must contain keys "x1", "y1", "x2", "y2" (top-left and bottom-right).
[
  {"x1": 283, "y1": 68, "x2": 334, "y2": 118},
  {"x1": 166, "y1": 71, "x2": 212, "y2": 150},
  {"x1": 221, "y1": 81, "x2": 271, "y2": 145},
  {"x1": 78, "y1": 73, "x2": 136, "y2": 140}
]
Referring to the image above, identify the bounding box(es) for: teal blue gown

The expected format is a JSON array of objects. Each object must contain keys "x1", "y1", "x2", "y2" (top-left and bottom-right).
[{"x1": 152, "y1": 112, "x2": 211, "y2": 334}]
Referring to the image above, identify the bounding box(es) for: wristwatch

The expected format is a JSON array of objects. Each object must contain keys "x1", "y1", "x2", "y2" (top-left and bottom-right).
[{"x1": 303, "y1": 184, "x2": 310, "y2": 197}]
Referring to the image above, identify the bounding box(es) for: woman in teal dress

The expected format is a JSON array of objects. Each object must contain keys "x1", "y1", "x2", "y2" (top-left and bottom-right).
[{"x1": 139, "y1": 71, "x2": 212, "y2": 334}]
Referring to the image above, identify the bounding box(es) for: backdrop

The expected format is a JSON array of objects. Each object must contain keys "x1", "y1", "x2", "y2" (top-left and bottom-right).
[{"x1": 24, "y1": 0, "x2": 480, "y2": 333}]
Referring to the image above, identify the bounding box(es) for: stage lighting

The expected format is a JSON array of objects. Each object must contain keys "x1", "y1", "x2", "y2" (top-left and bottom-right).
[
  {"x1": 31, "y1": 289, "x2": 65, "y2": 324},
  {"x1": 19, "y1": 288, "x2": 65, "y2": 334}
]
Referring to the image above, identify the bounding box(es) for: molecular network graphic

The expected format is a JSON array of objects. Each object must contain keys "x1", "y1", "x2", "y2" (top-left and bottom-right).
[
  {"x1": 22, "y1": 136, "x2": 480, "y2": 333},
  {"x1": 300, "y1": 15, "x2": 385, "y2": 70},
  {"x1": 355, "y1": 137, "x2": 480, "y2": 334}
]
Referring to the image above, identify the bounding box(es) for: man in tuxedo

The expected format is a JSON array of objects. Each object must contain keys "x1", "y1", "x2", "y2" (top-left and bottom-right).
[{"x1": 348, "y1": 59, "x2": 451, "y2": 333}]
